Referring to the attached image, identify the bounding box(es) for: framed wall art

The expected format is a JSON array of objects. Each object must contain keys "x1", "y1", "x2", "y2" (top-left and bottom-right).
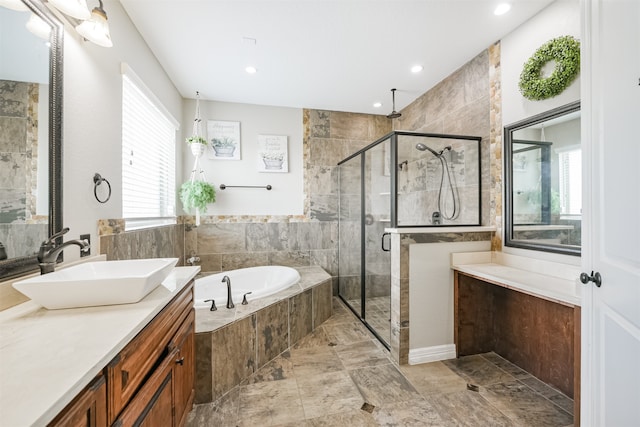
[
  {"x1": 257, "y1": 134, "x2": 288, "y2": 173},
  {"x1": 208, "y1": 120, "x2": 241, "y2": 160}
]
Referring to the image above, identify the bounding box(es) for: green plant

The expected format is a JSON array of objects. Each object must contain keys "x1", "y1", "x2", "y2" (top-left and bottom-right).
[
  {"x1": 211, "y1": 137, "x2": 235, "y2": 148},
  {"x1": 186, "y1": 136, "x2": 207, "y2": 145},
  {"x1": 179, "y1": 180, "x2": 216, "y2": 213},
  {"x1": 519, "y1": 35, "x2": 580, "y2": 101}
]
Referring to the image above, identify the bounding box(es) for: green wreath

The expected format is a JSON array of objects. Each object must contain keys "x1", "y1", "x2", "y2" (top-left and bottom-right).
[{"x1": 519, "y1": 35, "x2": 580, "y2": 101}]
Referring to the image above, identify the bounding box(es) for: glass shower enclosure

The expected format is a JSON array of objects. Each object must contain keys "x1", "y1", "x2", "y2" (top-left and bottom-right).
[{"x1": 338, "y1": 131, "x2": 481, "y2": 347}]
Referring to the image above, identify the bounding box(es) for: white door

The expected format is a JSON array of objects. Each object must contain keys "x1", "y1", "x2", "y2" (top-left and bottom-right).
[{"x1": 582, "y1": 0, "x2": 640, "y2": 425}]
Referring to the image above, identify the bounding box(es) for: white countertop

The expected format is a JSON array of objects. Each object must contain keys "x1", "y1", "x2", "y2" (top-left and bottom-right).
[
  {"x1": 385, "y1": 225, "x2": 495, "y2": 234},
  {"x1": 451, "y1": 252, "x2": 581, "y2": 307},
  {"x1": 0, "y1": 266, "x2": 199, "y2": 427}
]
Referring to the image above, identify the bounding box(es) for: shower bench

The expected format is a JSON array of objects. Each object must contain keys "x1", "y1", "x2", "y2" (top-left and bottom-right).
[{"x1": 451, "y1": 251, "x2": 581, "y2": 425}]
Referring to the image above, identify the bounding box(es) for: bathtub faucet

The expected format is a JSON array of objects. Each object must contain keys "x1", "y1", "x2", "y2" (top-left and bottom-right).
[{"x1": 221, "y1": 275, "x2": 235, "y2": 309}]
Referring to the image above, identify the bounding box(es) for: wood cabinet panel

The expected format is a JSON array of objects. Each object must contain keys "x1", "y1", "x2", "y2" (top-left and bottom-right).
[
  {"x1": 172, "y1": 309, "x2": 195, "y2": 427},
  {"x1": 107, "y1": 284, "x2": 193, "y2": 424},
  {"x1": 48, "y1": 375, "x2": 107, "y2": 427},
  {"x1": 112, "y1": 350, "x2": 176, "y2": 427}
]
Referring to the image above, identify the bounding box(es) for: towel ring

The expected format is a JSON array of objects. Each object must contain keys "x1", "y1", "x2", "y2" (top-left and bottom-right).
[{"x1": 93, "y1": 173, "x2": 111, "y2": 203}]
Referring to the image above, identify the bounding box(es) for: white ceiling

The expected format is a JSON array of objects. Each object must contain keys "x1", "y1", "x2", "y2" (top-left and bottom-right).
[{"x1": 119, "y1": 0, "x2": 555, "y2": 115}]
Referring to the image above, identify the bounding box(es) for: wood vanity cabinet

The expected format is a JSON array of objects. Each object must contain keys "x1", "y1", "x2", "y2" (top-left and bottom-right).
[
  {"x1": 50, "y1": 280, "x2": 194, "y2": 427},
  {"x1": 48, "y1": 375, "x2": 107, "y2": 427}
]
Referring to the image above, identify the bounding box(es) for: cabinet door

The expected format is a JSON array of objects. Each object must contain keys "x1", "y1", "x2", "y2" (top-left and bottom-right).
[
  {"x1": 113, "y1": 350, "x2": 176, "y2": 427},
  {"x1": 172, "y1": 310, "x2": 195, "y2": 427},
  {"x1": 48, "y1": 375, "x2": 107, "y2": 427}
]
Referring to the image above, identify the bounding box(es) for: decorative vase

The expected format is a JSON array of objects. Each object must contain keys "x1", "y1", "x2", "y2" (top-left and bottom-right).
[
  {"x1": 213, "y1": 146, "x2": 235, "y2": 157},
  {"x1": 190, "y1": 143, "x2": 206, "y2": 157},
  {"x1": 263, "y1": 158, "x2": 284, "y2": 170}
]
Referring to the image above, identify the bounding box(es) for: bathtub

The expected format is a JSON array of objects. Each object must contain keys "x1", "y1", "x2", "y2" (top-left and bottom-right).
[{"x1": 194, "y1": 266, "x2": 301, "y2": 308}]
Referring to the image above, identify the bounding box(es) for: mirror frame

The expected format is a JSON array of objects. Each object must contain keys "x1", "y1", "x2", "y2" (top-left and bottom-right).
[
  {"x1": 0, "y1": 0, "x2": 63, "y2": 279},
  {"x1": 504, "y1": 100, "x2": 581, "y2": 257}
]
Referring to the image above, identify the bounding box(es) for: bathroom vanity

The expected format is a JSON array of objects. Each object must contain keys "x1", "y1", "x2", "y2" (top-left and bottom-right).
[
  {"x1": 0, "y1": 266, "x2": 199, "y2": 426},
  {"x1": 451, "y1": 252, "x2": 581, "y2": 423}
]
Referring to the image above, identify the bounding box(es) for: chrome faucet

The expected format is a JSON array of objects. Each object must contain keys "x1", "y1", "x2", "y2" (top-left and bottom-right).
[
  {"x1": 37, "y1": 228, "x2": 90, "y2": 274},
  {"x1": 221, "y1": 275, "x2": 234, "y2": 308}
]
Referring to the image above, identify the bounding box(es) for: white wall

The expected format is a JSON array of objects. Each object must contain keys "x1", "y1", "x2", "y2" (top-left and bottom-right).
[
  {"x1": 501, "y1": 0, "x2": 581, "y2": 127},
  {"x1": 501, "y1": 0, "x2": 581, "y2": 265},
  {"x1": 409, "y1": 240, "x2": 491, "y2": 356},
  {"x1": 62, "y1": 0, "x2": 182, "y2": 261},
  {"x1": 181, "y1": 99, "x2": 303, "y2": 216}
]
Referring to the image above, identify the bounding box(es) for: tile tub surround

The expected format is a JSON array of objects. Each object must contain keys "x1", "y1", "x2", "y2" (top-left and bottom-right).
[
  {"x1": 194, "y1": 266, "x2": 333, "y2": 403},
  {"x1": 0, "y1": 266, "x2": 199, "y2": 426},
  {"x1": 187, "y1": 298, "x2": 574, "y2": 427}
]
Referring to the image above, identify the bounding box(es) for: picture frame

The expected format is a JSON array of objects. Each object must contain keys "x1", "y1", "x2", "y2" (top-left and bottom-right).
[
  {"x1": 257, "y1": 134, "x2": 288, "y2": 173},
  {"x1": 207, "y1": 120, "x2": 241, "y2": 160}
]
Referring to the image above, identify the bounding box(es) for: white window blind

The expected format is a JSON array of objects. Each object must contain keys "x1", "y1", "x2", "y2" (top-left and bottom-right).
[
  {"x1": 558, "y1": 148, "x2": 582, "y2": 215},
  {"x1": 122, "y1": 66, "x2": 177, "y2": 229}
]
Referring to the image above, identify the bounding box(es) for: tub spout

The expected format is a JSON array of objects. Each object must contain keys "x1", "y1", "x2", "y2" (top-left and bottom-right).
[{"x1": 221, "y1": 275, "x2": 234, "y2": 308}]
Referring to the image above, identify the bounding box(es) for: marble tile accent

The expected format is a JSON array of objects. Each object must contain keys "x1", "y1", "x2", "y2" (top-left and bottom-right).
[
  {"x1": 187, "y1": 387, "x2": 240, "y2": 427},
  {"x1": 220, "y1": 252, "x2": 269, "y2": 270},
  {"x1": 429, "y1": 390, "x2": 516, "y2": 426},
  {"x1": 197, "y1": 223, "x2": 246, "y2": 253},
  {"x1": 291, "y1": 327, "x2": 333, "y2": 350},
  {"x1": 443, "y1": 354, "x2": 517, "y2": 386},
  {"x1": 334, "y1": 340, "x2": 390, "y2": 370},
  {"x1": 211, "y1": 315, "x2": 257, "y2": 401},
  {"x1": 348, "y1": 364, "x2": 421, "y2": 407},
  {"x1": 489, "y1": 41, "x2": 503, "y2": 250},
  {"x1": 99, "y1": 224, "x2": 184, "y2": 263},
  {"x1": 237, "y1": 378, "x2": 305, "y2": 426},
  {"x1": 257, "y1": 300, "x2": 289, "y2": 368},
  {"x1": 312, "y1": 279, "x2": 332, "y2": 327},
  {"x1": 371, "y1": 398, "x2": 447, "y2": 426},
  {"x1": 297, "y1": 371, "x2": 364, "y2": 419},
  {"x1": 307, "y1": 409, "x2": 377, "y2": 426},
  {"x1": 481, "y1": 380, "x2": 574, "y2": 426},
  {"x1": 246, "y1": 351, "x2": 295, "y2": 385},
  {"x1": 289, "y1": 289, "x2": 312, "y2": 345},
  {"x1": 400, "y1": 361, "x2": 468, "y2": 396},
  {"x1": 290, "y1": 345, "x2": 343, "y2": 378},
  {"x1": 323, "y1": 321, "x2": 370, "y2": 346}
]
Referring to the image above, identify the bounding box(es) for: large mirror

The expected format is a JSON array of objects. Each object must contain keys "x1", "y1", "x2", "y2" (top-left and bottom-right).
[
  {"x1": 504, "y1": 101, "x2": 581, "y2": 256},
  {"x1": 0, "y1": 0, "x2": 63, "y2": 279}
]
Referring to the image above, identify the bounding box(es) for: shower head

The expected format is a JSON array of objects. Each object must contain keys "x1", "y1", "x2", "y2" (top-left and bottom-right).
[
  {"x1": 416, "y1": 143, "x2": 452, "y2": 157},
  {"x1": 386, "y1": 88, "x2": 402, "y2": 119}
]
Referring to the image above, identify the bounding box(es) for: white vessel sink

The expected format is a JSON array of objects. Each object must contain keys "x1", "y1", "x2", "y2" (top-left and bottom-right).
[{"x1": 12, "y1": 258, "x2": 178, "y2": 310}]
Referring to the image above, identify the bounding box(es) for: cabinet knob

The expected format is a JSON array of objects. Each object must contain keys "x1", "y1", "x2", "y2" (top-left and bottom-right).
[{"x1": 176, "y1": 357, "x2": 184, "y2": 366}]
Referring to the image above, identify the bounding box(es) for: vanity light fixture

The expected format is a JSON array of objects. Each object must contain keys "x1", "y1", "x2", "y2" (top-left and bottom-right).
[
  {"x1": 411, "y1": 65, "x2": 424, "y2": 73},
  {"x1": 26, "y1": 12, "x2": 51, "y2": 39},
  {"x1": 75, "y1": 0, "x2": 112, "y2": 47},
  {"x1": 47, "y1": 0, "x2": 91, "y2": 20},
  {"x1": 494, "y1": 3, "x2": 511, "y2": 16}
]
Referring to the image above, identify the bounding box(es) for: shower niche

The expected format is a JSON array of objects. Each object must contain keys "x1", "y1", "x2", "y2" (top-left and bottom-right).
[{"x1": 338, "y1": 131, "x2": 481, "y2": 347}]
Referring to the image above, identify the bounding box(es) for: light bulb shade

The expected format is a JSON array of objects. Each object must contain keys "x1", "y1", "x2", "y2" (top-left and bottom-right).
[
  {"x1": 75, "y1": 7, "x2": 112, "y2": 47},
  {"x1": 26, "y1": 12, "x2": 51, "y2": 39},
  {"x1": 0, "y1": 0, "x2": 29, "y2": 12},
  {"x1": 47, "y1": 0, "x2": 91, "y2": 19}
]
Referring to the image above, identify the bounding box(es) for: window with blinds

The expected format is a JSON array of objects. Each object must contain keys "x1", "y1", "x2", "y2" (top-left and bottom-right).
[
  {"x1": 558, "y1": 147, "x2": 582, "y2": 216},
  {"x1": 122, "y1": 67, "x2": 177, "y2": 230}
]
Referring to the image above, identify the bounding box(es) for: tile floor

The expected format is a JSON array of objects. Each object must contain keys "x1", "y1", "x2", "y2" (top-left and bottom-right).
[
  {"x1": 346, "y1": 296, "x2": 391, "y2": 347},
  {"x1": 187, "y1": 298, "x2": 574, "y2": 427}
]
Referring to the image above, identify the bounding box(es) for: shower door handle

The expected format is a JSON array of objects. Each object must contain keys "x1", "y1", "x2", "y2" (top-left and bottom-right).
[{"x1": 381, "y1": 233, "x2": 391, "y2": 252}]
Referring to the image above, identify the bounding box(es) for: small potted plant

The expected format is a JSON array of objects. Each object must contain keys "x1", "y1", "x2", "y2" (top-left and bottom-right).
[
  {"x1": 211, "y1": 137, "x2": 236, "y2": 157},
  {"x1": 179, "y1": 180, "x2": 216, "y2": 213},
  {"x1": 186, "y1": 136, "x2": 208, "y2": 157}
]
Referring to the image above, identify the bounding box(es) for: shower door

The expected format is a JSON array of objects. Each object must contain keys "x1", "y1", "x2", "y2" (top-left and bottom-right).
[
  {"x1": 338, "y1": 137, "x2": 392, "y2": 347},
  {"x1": 363, "y1": 139, "x2": 392, "y2": 346}
]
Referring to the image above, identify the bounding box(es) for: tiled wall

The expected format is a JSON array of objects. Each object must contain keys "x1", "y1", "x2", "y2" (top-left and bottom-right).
[
  {"x1": 0, "y1": 80, "x2": 47, "y2": 259},
  {"x1": 99, "y1": 219, "x2": 184, "y2": 263}
]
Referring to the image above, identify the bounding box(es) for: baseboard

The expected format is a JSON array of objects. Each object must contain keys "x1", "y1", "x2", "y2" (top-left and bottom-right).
[{"x1": 408, "y1": 344, "x2": 457, "y2": 365}]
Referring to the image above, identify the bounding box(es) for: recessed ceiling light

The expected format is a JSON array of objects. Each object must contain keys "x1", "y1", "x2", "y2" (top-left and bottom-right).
[
  {"x1": 245, "y1": 66, "x2": 257, "y2": 74},
  {"x1": 373, "y1": 102, "x2": 382, "y2": 108},
  {"x1": 494, "y1": 3, "x2": 511, "y2": 15},
  {"x1": 411, "y1": 65, "x2": 424, "y2": 73}
]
